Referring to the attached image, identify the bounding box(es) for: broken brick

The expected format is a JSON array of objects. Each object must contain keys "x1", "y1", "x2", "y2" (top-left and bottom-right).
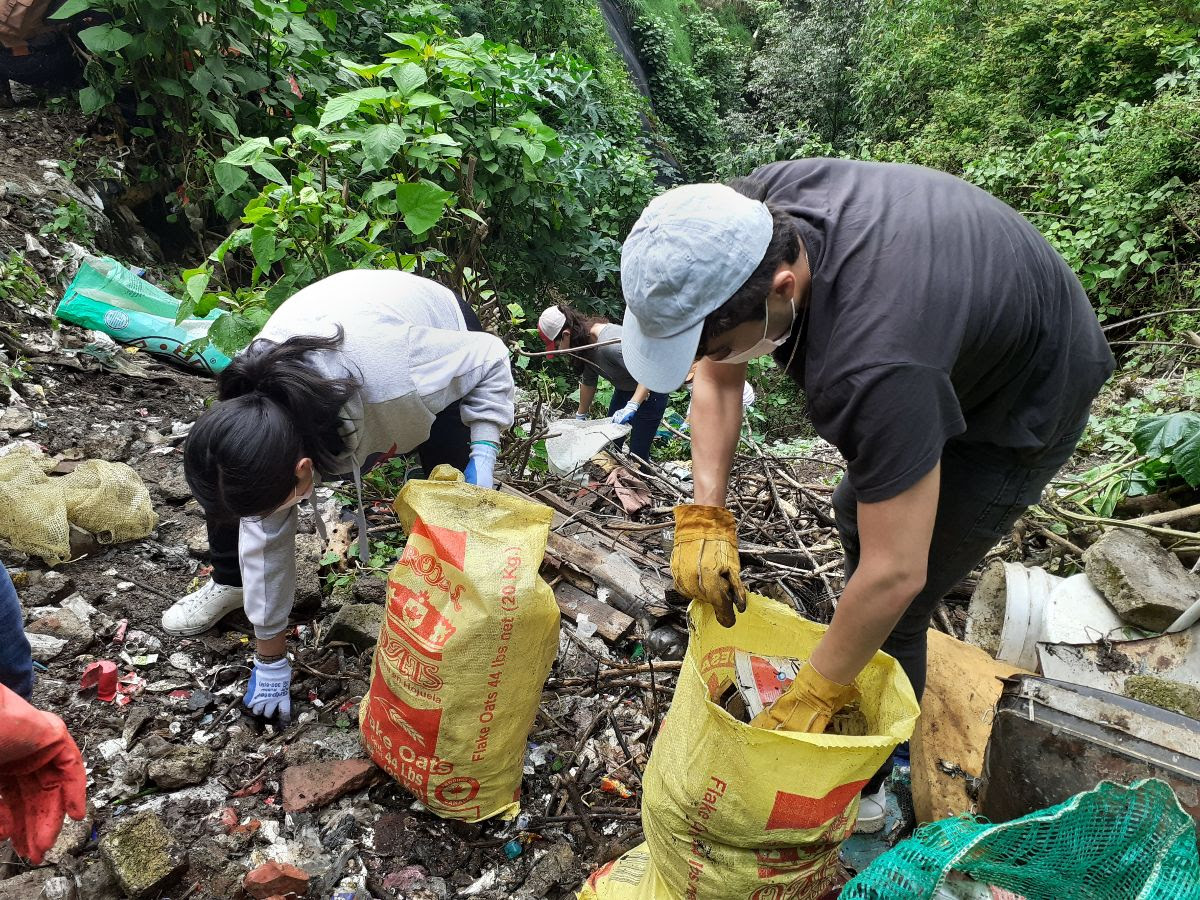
[
  {"x1": 244, "y1": 861, "x2": 310, "y2": 899},
  {"x1": 281, "y1": 758, "x2": 377, "y2": 813}
]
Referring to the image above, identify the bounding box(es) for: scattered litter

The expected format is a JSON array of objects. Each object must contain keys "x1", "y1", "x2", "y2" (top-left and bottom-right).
[{"x1": 80, "y1": 660, "x2": 119, "y2": 701}]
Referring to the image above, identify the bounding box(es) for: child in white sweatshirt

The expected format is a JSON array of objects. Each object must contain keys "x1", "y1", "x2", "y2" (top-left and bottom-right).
[{"x1": 160, "y1": 270, "x2": 515, "y2": 723}]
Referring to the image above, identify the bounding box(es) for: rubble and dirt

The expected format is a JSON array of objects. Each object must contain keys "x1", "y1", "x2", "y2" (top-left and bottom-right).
[
  {"x1": 1082, "y1": 529, "x2": 1200, "y2": 631},
  {"x1": 3, "y1": 105, "x2": 1197, "y2": 894}
]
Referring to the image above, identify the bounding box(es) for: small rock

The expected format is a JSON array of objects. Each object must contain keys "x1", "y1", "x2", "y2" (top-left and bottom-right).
[
  {"x1": 244, "y1": 860, "x2": 310, "y2": 899},
  {"x1": 148, "y1": 745, "x2": 214, "y2": 789},
  {"x1": 187, "y1": 689, "x2": 214, "y2": 712},
  {"x1": 186, "y1": 524, "x2": 209, "y2": 557},
  {"x1": 18, "y1": 571, "x2": 75, "y2": 607},
  {"x1": 81, "y1": 429, "x2": 132, "y2": 461},
  {"x1": 1083, "y1": 530, "x2": 1200, "y2": 631},
  {"x1": 69, "y1": 525, "x2": 101, "y2": 558},
  {"x1": 0, "y1": 867, "x2": 56, "y2": 899},
  {"x1": 328, "y1": 603, "x2": 384, "y2": 652},
  {"x1": 294, "y1": 533, "x2": 325, "y2": 614},
  {"x1": 155, "y1": 469, "x2": 192, "y2": 502},
  {"x1": 26, "y1": 607, "x2": 94, "y2": 648},
  {"x1": 76, "y1": 858, "x2": 121, "y2": 900},
  {"x1": 282, "y1": 759, "x2": 377, "y2": 813},
  {"x1": 0, "y1": 403, "x2": 35, "y2": 433},
  {"x1": 353, "y1": 575, "x2": 387, "y2": 604},
  {"x1": 98, "y1": 811, "x2": 188, "y2": 899},
  {"x1": 25, "y1": 631, "x2": 67, "y2": 662},
  {"x1": 517, "y1": 842, "x2": 580, "y2": 898},
  {"x1": 42, "y1": 876, "x2": 76, "y2": 900}
]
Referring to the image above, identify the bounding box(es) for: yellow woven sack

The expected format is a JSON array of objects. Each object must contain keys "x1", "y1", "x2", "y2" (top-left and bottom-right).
[
  {"x1": 0, "y1": 448, "x2": 70, "y2": 564},
  {"x1": 580, "y1": 593, "x2": 920, "y2": 900},
  {"x1": 61, "y1": 459, "x2": 157, "y2": 543},
  {"x1": 361, "y1": 465, "x2": 560, "y2": 822}
]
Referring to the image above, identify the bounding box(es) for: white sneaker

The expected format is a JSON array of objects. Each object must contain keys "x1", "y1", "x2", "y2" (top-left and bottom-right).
[
  {"x1": 161, "y1": 579, "x2": 244, "y2": 636},
  {"x1": 854, "y1": 784, "x2": 887, "y2": 834}
]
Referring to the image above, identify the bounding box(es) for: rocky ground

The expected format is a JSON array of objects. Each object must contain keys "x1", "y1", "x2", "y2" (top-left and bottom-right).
[{"x1": 2, "y1": 344, "x2": 659, "y2": 899}]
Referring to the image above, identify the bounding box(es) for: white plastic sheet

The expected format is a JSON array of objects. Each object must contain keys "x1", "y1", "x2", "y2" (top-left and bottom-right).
[{"x1": 544, "y1": 418, "x2": 630, "y2": 475}]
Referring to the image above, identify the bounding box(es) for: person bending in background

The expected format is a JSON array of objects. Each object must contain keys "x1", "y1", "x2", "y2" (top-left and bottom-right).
[
  {"x1": 537, "y1": 303, "x2": 668, "y2": 462},
  {"x1": 160, "y1": 270, "x2": 516, "y2": 725}
]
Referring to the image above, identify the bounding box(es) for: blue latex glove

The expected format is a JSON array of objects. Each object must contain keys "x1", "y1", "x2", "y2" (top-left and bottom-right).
[
  {"x1": 244, "y1": 656, "x2": 292, "y2": 723},
  {"x1": 612, "y1": 401, "x2": 641, "y2": 425},
  {"x1": 574, "y1": 413, "x2": 589, "y2": 421},
  {"x1": 464, "y1": 441, "x2": 499, "y2": 489}
]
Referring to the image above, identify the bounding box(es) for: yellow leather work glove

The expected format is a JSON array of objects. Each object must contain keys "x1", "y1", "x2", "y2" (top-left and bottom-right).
[
  {"x1": 671, "y1": 504, "x2": 747, "y2": 627},
  {"x1": 750, "y1": 662, "x2": 859, "y2": 734}
]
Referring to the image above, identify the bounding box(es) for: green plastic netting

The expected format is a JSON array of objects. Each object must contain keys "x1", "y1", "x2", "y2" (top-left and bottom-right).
[{"x1": 842, "y1": 779, "x2": 1200, "y2": 900}]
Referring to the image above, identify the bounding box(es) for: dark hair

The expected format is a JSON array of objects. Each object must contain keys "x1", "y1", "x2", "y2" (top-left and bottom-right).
[
  {"x1": 696, "y1": 176, "x2": 801, "y2": 357},
  {"x1": 558, "y1": 304, "x2": 609, "y2": 347},
  {"x1": 556, "y1": 304, "x2": 610, "y2": 374},
  {"x1": 184, "y1": 328, "x2": 360, "y2": 521}
]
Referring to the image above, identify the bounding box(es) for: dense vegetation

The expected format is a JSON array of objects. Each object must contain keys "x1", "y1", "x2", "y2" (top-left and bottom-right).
[{"x1": 59, "y1": 0, "x2": 1199, "y2": 434}]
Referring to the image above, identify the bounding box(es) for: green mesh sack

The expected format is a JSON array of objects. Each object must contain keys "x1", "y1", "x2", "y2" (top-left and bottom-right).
[{"x1": 843, "y1": 779, "x2": 1200, "y2": 900}]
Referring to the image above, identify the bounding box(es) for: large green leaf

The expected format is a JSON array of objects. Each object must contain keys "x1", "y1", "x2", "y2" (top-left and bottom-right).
[
  {"x1": 49, "y1": 0, "x2": 90, "y2": 19},
  {"x1": 251, "y1": 158, "x2": 287, "y2": 185},
  {"x1": 360, "y1": 123, "x2": 407, "y2": 172},
  {"x1": 318, "y1": 87, "x2": 391, "y2": 129},
  {"x1": 1133, "y1": 412, "x2": 1200, "y2": 488},
  {"x1": 251, "y1": 225, "x2": 277, "y2": 272},
  {"x1": 222, "y1": 137, "x2": 270, "y2": 166},
  {"x1": 214, "y1": 162, "x2": 248, "y2": 195},
  {"x1": 1133, "y1": 412, "x2": 1200, "y2": 458},
  {"x1": 333, "y1": 211, "x2": 370, "y2": 245},
  {"x1": 391, "y1": 62, "x2": 427, "y2": 96},
  {"x1": 202, "y1": 107, "x2": 240, "y2": 138},
  {"x1": 78, "y1": 86, "x2": 107, "y2": 114},
  {"x1": 394, "y1": 180, "x2": 452, "y2": 236},
  {"x1": 78, "y1": 24, "x2": 132, "y2": 52},
  {"x1": 208, "y1": 313, "x2": 262, "y2": 357}
]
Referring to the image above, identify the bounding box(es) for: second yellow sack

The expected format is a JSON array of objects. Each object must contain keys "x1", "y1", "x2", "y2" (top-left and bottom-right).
[{"x1": 581, "y1": 593, "x2": 920, "y2": 899}]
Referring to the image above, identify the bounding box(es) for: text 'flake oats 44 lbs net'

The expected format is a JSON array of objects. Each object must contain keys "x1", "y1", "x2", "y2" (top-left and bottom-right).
[{"x1": 361, "y1": 465, "x2": 560, "y2": 822}]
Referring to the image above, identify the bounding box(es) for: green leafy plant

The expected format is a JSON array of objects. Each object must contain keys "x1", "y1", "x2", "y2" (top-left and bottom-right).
[
  {"x1": 182, "y1": 16, "x2": 653, "y2": 355},
  {"x1": 1133, "y1": 411, "x2": 1200, "y2": 488},
  {"x1": 39, "y1": 201, "x2": 94, "y2": 243}
]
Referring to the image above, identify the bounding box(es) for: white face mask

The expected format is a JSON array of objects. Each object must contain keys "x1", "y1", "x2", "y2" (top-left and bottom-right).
[
  {"x1": 714, "y1": 296, "x2": 796, "y2": 365},
  {"x1": 276, "y1": 481, "x2": 313, "y2": 512}
]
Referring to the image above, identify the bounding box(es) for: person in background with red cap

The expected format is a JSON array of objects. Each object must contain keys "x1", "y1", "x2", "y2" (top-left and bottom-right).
[
  {"x1": 0, "y1": 683, "x2": 87, "y2": 864},
  {"x1": 537, "y1": 304, "x2": 670, "y2": 463}
]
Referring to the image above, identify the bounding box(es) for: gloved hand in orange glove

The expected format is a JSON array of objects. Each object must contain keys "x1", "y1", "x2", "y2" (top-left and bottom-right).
[
  {"x1": 750, "y1": 661, "x2": 859, "y2": 734},
  {"x1": 672, "y1": 504, "x2": 746, "y2": 627},
  {"x1": 0, "y1": 684, "x2": 87, "y2": 864}
]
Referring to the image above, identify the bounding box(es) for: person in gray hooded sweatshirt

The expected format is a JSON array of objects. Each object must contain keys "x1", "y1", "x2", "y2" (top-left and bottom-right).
[{"x1": 160, "y1": 270, "x2": 515, "y2": 724}]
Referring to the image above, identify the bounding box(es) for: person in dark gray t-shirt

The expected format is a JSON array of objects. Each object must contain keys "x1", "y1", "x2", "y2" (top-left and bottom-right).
[
  {"x1": 618, "y1": 159, "x2": 1114, "y2": 832},
  {"x1": 536, "y1": 303, "x2": 670, "y2": 461}
]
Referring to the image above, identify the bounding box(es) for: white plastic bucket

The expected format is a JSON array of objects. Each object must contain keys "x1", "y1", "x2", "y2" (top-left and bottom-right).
[{"x1": 966, "y1": 563, "x2": 1131, "y2": 671}]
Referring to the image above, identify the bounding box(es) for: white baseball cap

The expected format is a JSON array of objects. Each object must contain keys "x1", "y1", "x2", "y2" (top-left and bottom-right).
[
  {"x1": 620, "y1": 183, "x2": 773, "y2": 392},
  {"x1": 537, "y1": 305, "x2": 567, "y2": 354}
]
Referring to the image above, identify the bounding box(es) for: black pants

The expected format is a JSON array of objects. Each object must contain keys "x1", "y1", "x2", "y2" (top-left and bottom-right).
[
  {"x1": 608, "y1": 388, "x2": 670, "y2": 462},
  {"x1": 209, "y1": 297, "x2": 483, "y2": 586},
  {"x1": 834, "y1": 424, "x2": 1086, "y2": 793}
]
